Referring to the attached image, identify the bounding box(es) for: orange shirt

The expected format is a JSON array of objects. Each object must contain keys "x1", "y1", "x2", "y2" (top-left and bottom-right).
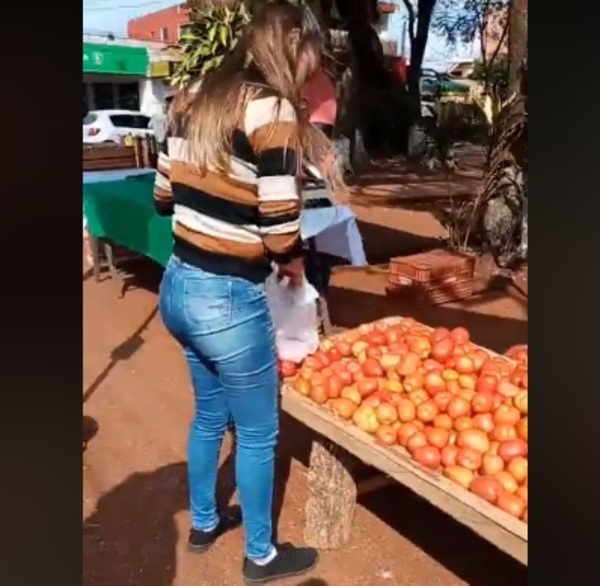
[{"x1": 305, "y1": 68, "x2": 337, "y2": 126}]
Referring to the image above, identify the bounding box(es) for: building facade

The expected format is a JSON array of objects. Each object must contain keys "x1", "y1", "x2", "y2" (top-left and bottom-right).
[
  {"x1": 83, "y1": 34, "x2": 174, "y2": 116},
  {"x1": 128, "y1": 2, "x2": 398, "y2": 48}
]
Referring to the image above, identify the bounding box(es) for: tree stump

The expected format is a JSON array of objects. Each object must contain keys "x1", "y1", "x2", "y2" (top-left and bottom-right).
[{"x1": 304, "y1": 437, "x2": 357, "y2": 549}]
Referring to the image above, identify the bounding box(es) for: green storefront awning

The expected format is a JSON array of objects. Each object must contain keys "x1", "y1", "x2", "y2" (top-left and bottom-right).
[{"x1": 83, "y1": 43, "x2": 149, "y2": 76}]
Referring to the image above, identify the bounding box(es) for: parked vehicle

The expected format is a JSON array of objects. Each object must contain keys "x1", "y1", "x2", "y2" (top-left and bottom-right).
[{"x1": 83, "y1": 110, "x2": 153, "y2": 144}]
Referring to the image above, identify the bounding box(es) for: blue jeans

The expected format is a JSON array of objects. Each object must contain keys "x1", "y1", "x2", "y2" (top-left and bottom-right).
[{"x1": 159, "y1": 256, "x2": 279, "y2": 560}]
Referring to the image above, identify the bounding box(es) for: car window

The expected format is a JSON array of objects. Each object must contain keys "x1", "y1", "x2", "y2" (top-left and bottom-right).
[
  {"x1": 109, "y1": 114, "x2": 150, "y2": 129},
  {"x1": 83, "y1": 114, "x2": 98, "y2": 125}
]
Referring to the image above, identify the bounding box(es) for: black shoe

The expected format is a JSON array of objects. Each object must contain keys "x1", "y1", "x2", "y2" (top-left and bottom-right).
[
  {"x1": 188, "y1": 505, "x2": 242, "y2": 553},
  {"x1": 242, "y1": 542, "x2": 319, "y2": 584}
]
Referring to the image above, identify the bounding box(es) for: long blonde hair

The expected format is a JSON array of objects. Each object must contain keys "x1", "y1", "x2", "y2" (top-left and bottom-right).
[{"x1": 177, "y1": 1, "x2": 334, "y2": 180}]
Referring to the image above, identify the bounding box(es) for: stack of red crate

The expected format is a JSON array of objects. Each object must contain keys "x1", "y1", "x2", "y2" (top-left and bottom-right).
[{"x1": 387, "y1": 249, "x2": 475, "y2": 306}]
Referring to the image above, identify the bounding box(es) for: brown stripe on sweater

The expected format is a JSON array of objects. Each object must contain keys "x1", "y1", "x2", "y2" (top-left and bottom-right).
[
  {"x1": 173, "y1": 221, "x2": 264, "y2": 260},
  {"x1": 263, "y1": 231, "x2": 301, "y2": 256},
  {"x1": 170, "y1": 161, "x2": 258, "y2": 207},
  {"x1": 157, "y1": 160, "x2": 170, "y2": 178},
  {"x1": 154, "y1": 185, "x2": 172, "y2": 201},
  {"x1": 259, "y1": 199, "x2": 301, "y2": 218},
  {"x1": 249, "y1": 121, "x2": 299, "y2": 154}
]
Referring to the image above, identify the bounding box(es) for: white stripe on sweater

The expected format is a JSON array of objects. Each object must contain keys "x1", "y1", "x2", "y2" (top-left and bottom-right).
[{"x1": 174, "y1": 204, "x2": 263, "y2": 244}]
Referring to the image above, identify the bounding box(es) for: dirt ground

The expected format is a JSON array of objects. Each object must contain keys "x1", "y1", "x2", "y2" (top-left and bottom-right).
[{"x1": 83, "y1": 171, "x2": 527, "y2": 586}]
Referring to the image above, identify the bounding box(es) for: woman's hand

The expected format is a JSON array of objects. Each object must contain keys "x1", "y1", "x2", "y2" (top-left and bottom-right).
[{"x1": 277, "y1": 258, "x2": 304, "y2": 289}]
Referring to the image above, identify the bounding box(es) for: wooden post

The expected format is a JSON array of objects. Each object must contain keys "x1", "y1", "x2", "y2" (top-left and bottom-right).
[{"x1": 304, "y1": 437, "x2": 357, "y2": 549}]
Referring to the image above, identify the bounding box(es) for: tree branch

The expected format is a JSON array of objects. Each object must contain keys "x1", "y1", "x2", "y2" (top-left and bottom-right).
[{"x1": 401, "y1": 0, "x2": 416, "y2": 42}]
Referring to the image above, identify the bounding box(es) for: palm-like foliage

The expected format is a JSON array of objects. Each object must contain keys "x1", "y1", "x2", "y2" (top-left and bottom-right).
[{"x1": 170, "y1": 2, "x2": 250, "y2": 89}]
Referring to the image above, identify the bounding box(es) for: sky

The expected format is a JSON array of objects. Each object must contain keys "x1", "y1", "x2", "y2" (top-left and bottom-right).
[{"x1": 83, "y1": 0, "x2": 477, "y2": 68}]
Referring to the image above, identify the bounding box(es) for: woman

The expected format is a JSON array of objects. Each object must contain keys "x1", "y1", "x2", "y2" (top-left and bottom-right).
[{"x1": 154, "y1": 2, "x2": 326, "y2": 583}]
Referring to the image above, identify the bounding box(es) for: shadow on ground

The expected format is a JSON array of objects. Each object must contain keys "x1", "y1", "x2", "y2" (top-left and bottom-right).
[{"x1": 83, "y1": 454, "x2": 329, "y2": 586}]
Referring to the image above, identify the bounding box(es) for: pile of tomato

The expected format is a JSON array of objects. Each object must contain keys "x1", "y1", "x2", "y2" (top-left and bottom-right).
[{"x1": 282, "y1": 318, "x2": 528, "y2": 523}]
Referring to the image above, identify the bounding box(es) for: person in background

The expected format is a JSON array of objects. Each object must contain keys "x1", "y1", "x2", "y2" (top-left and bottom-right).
[
  {"x1": 153, "y1": 2, "x2": 330, "y2": 583},
  {"x1": 149, "y1": 98, "x2": 170, "y2": 151},
  {"x1": 304, "y1": 56, "x2": 337, "y2": 138}
]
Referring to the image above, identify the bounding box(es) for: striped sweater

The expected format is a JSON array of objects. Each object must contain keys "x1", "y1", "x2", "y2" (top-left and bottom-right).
[{"x1": 154, "y1": 93, "x2": 303, "y2": 283}]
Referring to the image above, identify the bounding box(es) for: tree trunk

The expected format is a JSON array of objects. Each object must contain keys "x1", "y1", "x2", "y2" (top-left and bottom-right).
[{"x1": 507, "y1": 0, "x2": 528, "y2": 96}]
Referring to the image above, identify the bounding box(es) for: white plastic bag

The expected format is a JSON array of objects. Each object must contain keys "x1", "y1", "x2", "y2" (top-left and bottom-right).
[{"x1": 265, "y1": 270, "x2": 320, "y2": 363}]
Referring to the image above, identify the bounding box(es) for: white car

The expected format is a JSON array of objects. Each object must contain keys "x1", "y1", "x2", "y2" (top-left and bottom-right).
[{"x1": 83, "y1": 110, "x2": 154, "y2": 144}]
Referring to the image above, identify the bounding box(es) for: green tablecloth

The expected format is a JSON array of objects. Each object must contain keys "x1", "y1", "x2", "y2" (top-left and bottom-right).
[{"x1": 83, "y1": 174, "x2": 173, "y2": 267}]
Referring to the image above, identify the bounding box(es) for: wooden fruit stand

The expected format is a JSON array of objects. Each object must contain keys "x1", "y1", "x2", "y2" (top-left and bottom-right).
[{"x1": 280, "y1": 319, "x2": 528, "y2": 566}]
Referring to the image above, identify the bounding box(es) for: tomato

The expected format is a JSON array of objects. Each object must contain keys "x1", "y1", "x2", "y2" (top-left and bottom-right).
[
  {"x1": 279, "y1": 360, "x2": 298, "y2": 378},
  {"x1": 384, "y1": 326, "x2": 403, "y2": 345},
  {"x1": 294, "y1": 377, "x2": 311, "y2": 397},
  {"x1": 303, "y1": 356, "x2": 324, "y2": 371},
  {"x1": 325, "y1": 375, "x2": 343, "y2": 399},
  {"x1": 405, "y1": 335, "x2": 431, "y2": 360},
  {"x1": 376, "y1": 402, "x2": 398, "y2": 425},
  {"x1": 313, "y1": 351, "x2": 331, "y2": 367},
  {"x1": 397, "y1": 422, "x2": 420, "y2": 447},
  {"x1": 446, "y1": 379, "x2": 461, "y2": 395},
  {"x1": 498, "y1": 439, "x2": 528, "y2": 463},
  {"x1": 423, "y1": 372, "x2": 446, "y2": 395},
  {"x1": 430, "y1": 327, "x2": 452, "y2": 343},
  {"x1": 412, "y1": 445, "x2": 442, "y2": 470},
  {"x1": 379, "y1": 354, "x2": 402, "y2": 371},
  {"x1": 422, "y1": 358, "x2": 444, "y2": 373},
  {"x1": 442, "y1": 368, "x2": 459, "y2": 382},
  {"x1": 441, "y1": 444, "x2": 459, "y2": 467},
  {"x1": 330, "y1": 398, "x2": 357, "y2": 420},
  {"x1": 398, "y1": 352, "x2": 421, "y2": 376},
  {"x1": 408, "y1": 388, "x2": 429, "y2": 406},
  {"x1": 416, "y1": 400, "x2": 438, "y2": 423},
  {"x1": 497, "y1": 380, "x2": 520, "y2": 398},
  {"x1": 433, "y1": 413, "x2": 454, "y2": 430},
  {"x1": 481, "y1": 454, "x2": 504, "y2": 475},
  {"x1": 361, "y1": 357, "x2": 383, "y2": 378},
  {"x1": 469, "y1": 476, "x2": 503, "y2": 504},
  {"x1": 515, "y1": 416, "x2": 528, "y2": 442},
  {"x1": 491, "y1": 424, "x2": 517, "y2": 442},
  {"x1": 471, "y1": 392, "x2": 494, "y2": 413},
  {"x1": 357, "y1": 377, "x2": 379, "y2": 397},
  {"x1": 406, "y1": 431, "x2": 428, "y2": 454},
  {"x1": 496, "y1": 491, "x2": 526, "y2": 518},
  {"x1": 375, "y1": 424, "x2": 397, "y2": 446},
  {"x1": 493, "y1": 405, "x2": 521, "y2": 426},
  {"x1": 365, "y1": 346, "x2": 383, "y2": 360},
  {"x1": 433, "y1": 391, "x2": 453, "y2": 413},
  {"x1": 385, "y1": 380, "x2": 404, "y2": 394},
  {"x1": 338, "y1": 370, "x2": 353, "y2": 386},
  {"x1": 451, "y1": 327, "x2": 470, "y2": 345},
  {"x1": 431, "y1": 338, "x2": 454, "y2": 363},
  {"x1": 335, "y1": 341, "x2": 352, "y2": 357},
  {"x1": 495, "y1": 471, "x2": 519, "y2": 494},
  {"x1": 469, "y1": 415, "x2": 491, "y2": 436},
  {"x1": 309, "y1": 384, "x2": 328, "y2": 405},
  {"x1": 510, "y1": 364, "x2": 528, "y2": 388},
  {"x1": 505, "y1": 344, "x2": 528, "y2": 364},
  {"x1": 453, "y1": 416, "x2": 474, "y2": 432},
  {"x1": 507, "y1": 456, "x2": 528, "y2": 484},
  {"x1": 425, "y1": 426, "x2": 450, "y2": 449},
  {"x1": 456, "y1": 447, "x2": 483, "y2": 471},
  {"x1": 513, "y1": 391, "x2": 528, "y2": 415},
  {"x1": 345, "y1": 360, "x2": 362, "y2": 376},
  {"x1": 340, "y1": 385, "x2": 362, "y2": 405},
  {"x1": 362, "y1": 394, "x2": 382, "y2": 409},
  {"x1": 404, "y1": 372, "x2": 425, "y2": 394},
  {"x1": 444, "y1": 465, "x2": 474, "y2": 488},
  {"x1": 457, "y1": 428, "x2": 490, "y2": 453},
  {"x1": 396, "y1": 398, "x2": 416, "y2": 423},
  {"x1": 367, "y1": 332, "x2": 386, "y2": 346},
  {"x1": 470, "y1": 350, "x2": 490, "y2": 372},
  {"x1": 298, "y1": 366, "x2": 314, "y2": 380},
  {"x1": 352, "y1": 406, "x2": 379, "y2": 434},
  {"x1": 456, "y1": 356, "x2": 476, "y2": 375},
  {"x1": 447, "y1": 396, "x2": 471, "y2": 418},
  {"x1": 476, "y1": 374, "x2": 498, "y2": 394}
]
